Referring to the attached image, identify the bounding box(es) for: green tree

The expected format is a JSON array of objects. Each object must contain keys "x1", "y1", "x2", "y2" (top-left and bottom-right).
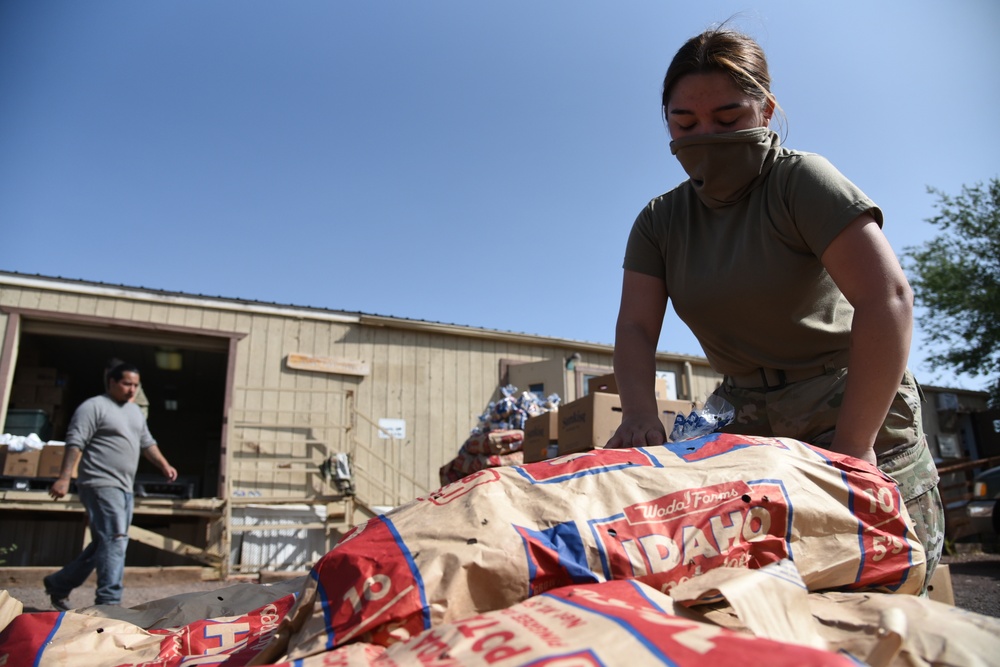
[{"x1": 903, "y1": 178, "x2": 1000, "y2": 407}]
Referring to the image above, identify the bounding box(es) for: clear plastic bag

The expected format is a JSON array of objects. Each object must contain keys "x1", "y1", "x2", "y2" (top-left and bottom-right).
[
  {"x1": 472, "y1": 385, "x2": 561, "y2": 434},
  {"x1": 669, "y1": 394, "x2": 735, "y2": 442}
]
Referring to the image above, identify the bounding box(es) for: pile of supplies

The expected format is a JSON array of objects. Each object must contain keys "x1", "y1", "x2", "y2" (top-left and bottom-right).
[
  {"x1": 3, "y1": 432, "x2": 999, "y2": 666},
  {"x1": 438, "y1": 385, "x2": 560, "y2": 485},
  {"x1": 0, "y1": 433, "x2": 69, "y2": 479}
]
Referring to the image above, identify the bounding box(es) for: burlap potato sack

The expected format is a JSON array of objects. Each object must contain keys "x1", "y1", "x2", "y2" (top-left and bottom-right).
[
  {"x1": 276, "y1": 579, "x2": 860, "y2": 666},
  {"x1": 281, "y1": 433, "x2": 925, "y2": 658}
]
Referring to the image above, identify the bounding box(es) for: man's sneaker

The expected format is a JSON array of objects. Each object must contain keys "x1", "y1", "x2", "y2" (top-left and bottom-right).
[
  {"x1": 43, "y1": 575, "x2": 71, "y2": 612},
  {"x1": 48, "y1": 594, "x2": 71, "y2": 612}
]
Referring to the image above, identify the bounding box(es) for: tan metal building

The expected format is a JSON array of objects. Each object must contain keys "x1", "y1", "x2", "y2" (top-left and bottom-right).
[
  {"x1": 0, "y1": 271, "x2": 719, "y2": 576},
  {"x1": 3, "y1": 271, "x2": 992, "y2": 574}
]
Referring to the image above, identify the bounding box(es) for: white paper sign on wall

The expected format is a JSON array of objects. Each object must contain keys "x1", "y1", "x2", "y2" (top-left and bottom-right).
[{"x1": 378, "y1": 418, "x2": 406, "y2": 440}]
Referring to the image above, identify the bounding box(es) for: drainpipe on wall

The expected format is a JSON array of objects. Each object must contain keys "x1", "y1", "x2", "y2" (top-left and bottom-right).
[{"x1": 683, "y1": 361, "x2": 694, "y2": 401}]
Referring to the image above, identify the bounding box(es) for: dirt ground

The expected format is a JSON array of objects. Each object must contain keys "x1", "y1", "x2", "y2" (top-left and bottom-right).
[
  {"x1": 2, "y1": 548, "x2": 999, "y2": 618},
  {"x1": 939, "y1": 545, "x2": 1000, "y2": 617},
  {"x1": 0, "y1": 566, "x2": 291, "y2": 615}
]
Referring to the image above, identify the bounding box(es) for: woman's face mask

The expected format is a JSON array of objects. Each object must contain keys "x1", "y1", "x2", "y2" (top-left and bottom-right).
[
  {"x1": 664, "y1": 71, "x2": 778, "y2": 207},
  {"x1": 670, "y1": 127, "x2": 779, "y2": 208}
]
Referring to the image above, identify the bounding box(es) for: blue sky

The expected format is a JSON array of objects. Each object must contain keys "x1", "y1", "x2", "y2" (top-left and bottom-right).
[{"x1": 1, "y1": 1, "x2": 997, "y2": 392}]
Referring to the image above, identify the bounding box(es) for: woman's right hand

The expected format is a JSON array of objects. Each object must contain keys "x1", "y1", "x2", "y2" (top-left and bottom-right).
[
  {"x1": 608, "y1": 270, "x2": 670, "y2": 450},
  {"x1": 606, "y1": 414, "x2": 667, "y2": 449}
]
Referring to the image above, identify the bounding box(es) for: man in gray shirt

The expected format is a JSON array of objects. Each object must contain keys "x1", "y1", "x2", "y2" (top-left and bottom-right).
[{"x1": 44, "y1": 362, "x2": 177, "y2": 610}]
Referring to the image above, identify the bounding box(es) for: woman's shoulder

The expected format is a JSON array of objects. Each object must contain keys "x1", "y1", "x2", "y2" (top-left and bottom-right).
[
  {"x1": 643, "y1": 180, "x2": 694, "y2": 218},
  {"x1": 771, "y1": 146, "x2": 845, "y2": 182},
  {"x1": 767, "y1": 147, "x2": 867, "y2": 206}
]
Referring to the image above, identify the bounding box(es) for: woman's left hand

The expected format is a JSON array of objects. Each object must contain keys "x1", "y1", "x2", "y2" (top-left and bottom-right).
[{"x1": 832, "y1": 440, "x2": 877, "y2": 467}]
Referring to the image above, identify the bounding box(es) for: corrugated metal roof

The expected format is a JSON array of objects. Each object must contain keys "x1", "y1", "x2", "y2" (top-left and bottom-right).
[
  {"x1": 1, "y1": 269, "x2": 371, "y2": 318},
  {"x1": 0, "y1": 269, "x2": 711, "y2": 363}
]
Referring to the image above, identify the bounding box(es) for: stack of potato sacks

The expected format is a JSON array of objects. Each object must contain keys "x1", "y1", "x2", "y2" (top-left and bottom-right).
[
  {"x1": 439, "y1": 385, "x2": 560, "y2": 486},
  {"x1": 2, "y1": 433, "x2": 999, "y2": 666}
]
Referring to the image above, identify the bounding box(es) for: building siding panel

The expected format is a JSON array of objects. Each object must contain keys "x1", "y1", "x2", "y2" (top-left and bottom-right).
[{"x1": 1, "y1": 275, "x2": 724, "y2": 514}]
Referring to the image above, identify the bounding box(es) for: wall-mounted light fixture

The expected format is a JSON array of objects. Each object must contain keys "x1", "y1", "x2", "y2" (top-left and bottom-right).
[
  {"x1": 565, "y1": 352, "x2": 582, "y2": 370},
  {"x1": 155, "y1": 348, "x2": 183, "y2": 371}
]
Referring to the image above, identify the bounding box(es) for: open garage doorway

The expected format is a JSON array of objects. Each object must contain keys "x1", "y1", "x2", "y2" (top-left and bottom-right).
[
  {"x1": 4, "y1": 317, "x2": 230, "y2": 500},
  {"x1": 0, "y1": 308, "x2": 242, "y2": 568}
]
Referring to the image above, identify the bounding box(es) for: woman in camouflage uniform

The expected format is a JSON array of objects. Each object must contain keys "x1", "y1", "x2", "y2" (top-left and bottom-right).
[{"x1": 606, "y1": 26, "x2": 944, "y2": 591}]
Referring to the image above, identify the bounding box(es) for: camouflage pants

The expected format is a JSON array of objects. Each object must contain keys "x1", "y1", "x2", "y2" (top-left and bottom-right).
[{"x1": 714, "y1": 368, "x2": 944, "y2": 594}]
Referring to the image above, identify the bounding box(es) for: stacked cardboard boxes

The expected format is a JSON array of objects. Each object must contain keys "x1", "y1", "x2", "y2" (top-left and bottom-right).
[
  {"x1": 38, "y1": 444, "x2": 77, "y2": 478},
  {"x1": 586, "y1": 373, "x2": 672, "y2": 399},
  {"x1": 0, "y1": 444, "x2": 41, "y2": 477},
  {"x1": 7, "y1": 365, "x2": 72, "y2": 439},
  {"x1": 0, "y1": 443, "x2": 77, "y2": 479},
  {"x1": 3, "y1": 364, "x2": 75, "y2": 479},
  {"x1": 521, "y1": 374, "x2": 697, "y2": 463},
  {"x1": 554, "y1": 393, "x2": 693, "y2": 458},
  {"x1": 521, "y1": 411, "x2": 560, "y2": 463}
]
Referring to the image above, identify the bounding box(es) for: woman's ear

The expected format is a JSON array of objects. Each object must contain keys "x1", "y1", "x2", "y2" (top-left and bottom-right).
[{"x1": 762, "y1": 96, "x2": 776, "y2": 125}]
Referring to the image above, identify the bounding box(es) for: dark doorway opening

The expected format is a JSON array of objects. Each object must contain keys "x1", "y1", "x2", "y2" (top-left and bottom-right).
[
  {"x1": 2, "y1": 317, "x2": 232, "y2": 567},
  {"x1": 7, "y1": 326, "x2": 227, "y2": 500}
]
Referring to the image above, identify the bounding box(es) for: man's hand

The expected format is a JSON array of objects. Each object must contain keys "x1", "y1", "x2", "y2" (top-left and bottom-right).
[
  {"x1": 142, "y1": 444, "x2": 178, "y2": 482},
  {"x1": 50, "y1": 447, "x2": 81, "y2": 499},
  {"x1": 49, "y1": 477, "x2": 71, "y2": 500},
  {"x1": 161, "y1": 463, "x2": 178, "y2": 482},
  {"x1": 606, "y1": 414, "x2": 667, "y2": 449}
]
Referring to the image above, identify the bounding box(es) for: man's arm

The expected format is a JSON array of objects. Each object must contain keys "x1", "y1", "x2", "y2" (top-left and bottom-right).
[
  {"x1": 142, "y1": 444, "x2": 178, "y2": 481},
  {"x1": 48, "y1": 446, "x2": 82, "y2": 500}
]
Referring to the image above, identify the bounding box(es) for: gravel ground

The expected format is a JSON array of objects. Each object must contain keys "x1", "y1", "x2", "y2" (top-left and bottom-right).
[
  {"x1": 939, "y1": 546, "x2": 1000, "y2": 617},
  {"x1": 3, "y1": 548, "x2": 999, "y2": 618},
  {"x1": 1, "y1": 567, "x2": 286, "y2": 615}
]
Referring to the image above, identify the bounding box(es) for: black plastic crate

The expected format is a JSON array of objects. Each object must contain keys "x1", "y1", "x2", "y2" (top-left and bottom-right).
[
  {"x1": 134, "y1": 474, "x2": 197, "y2": 499},
  {"x1": 0, "y1": 475, "x2": 62, "y2": 492},
  {"x1": 4, "y1": 409, "x2": 52, "y2": 441}
]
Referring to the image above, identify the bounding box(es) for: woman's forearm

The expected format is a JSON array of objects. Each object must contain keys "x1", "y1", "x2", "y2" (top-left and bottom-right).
[
  {"x1": 831, "y1": 294, "x2": 912, "y2": 462},
  {"x1": 614, "y1": 321, "x2": 661, "y2": 416}
]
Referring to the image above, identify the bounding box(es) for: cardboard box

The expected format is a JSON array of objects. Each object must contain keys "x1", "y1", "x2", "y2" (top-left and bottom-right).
[
  {"x1": 37, "y1": 444, "x2": 76, "y2": 478},
  {"x1": 15, "y1": 366, "x2": 59, "y2": 386},
  {"x1": 466, "y1": 430, "x2": 524, "y2": 456},
  {"x1": 587, "y1": 373, "x2": 670, "y2": 400},
  {"x1": 927, "y1": 563, "x2": 955, "y2": 606},
  {"x1": 522, "y1": 411, "x2": 560, "y2": 463},
  {"x1": 587, "y1": 374, "x2": 617, "y2": 394},
  {"x1": 2, "y1": 448, "x2": 41, "y2": 477},
  {"x1": 556, "y1": 393, "x2": 695, "y2": 456},
  {"x1": 9, "y1": 384, "x2": 38, "y2": 407},
  {"x1": 657, "y1": 399, "x2": 697, "y2": 438},
  {"x1": 34, "y1": 385, "x2": 65, "y2": 406}
]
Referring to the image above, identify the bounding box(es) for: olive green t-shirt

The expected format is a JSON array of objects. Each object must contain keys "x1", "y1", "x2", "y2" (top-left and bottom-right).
[{"x1": 623, "y1": 147, "x2": 882, "y2": 376}]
